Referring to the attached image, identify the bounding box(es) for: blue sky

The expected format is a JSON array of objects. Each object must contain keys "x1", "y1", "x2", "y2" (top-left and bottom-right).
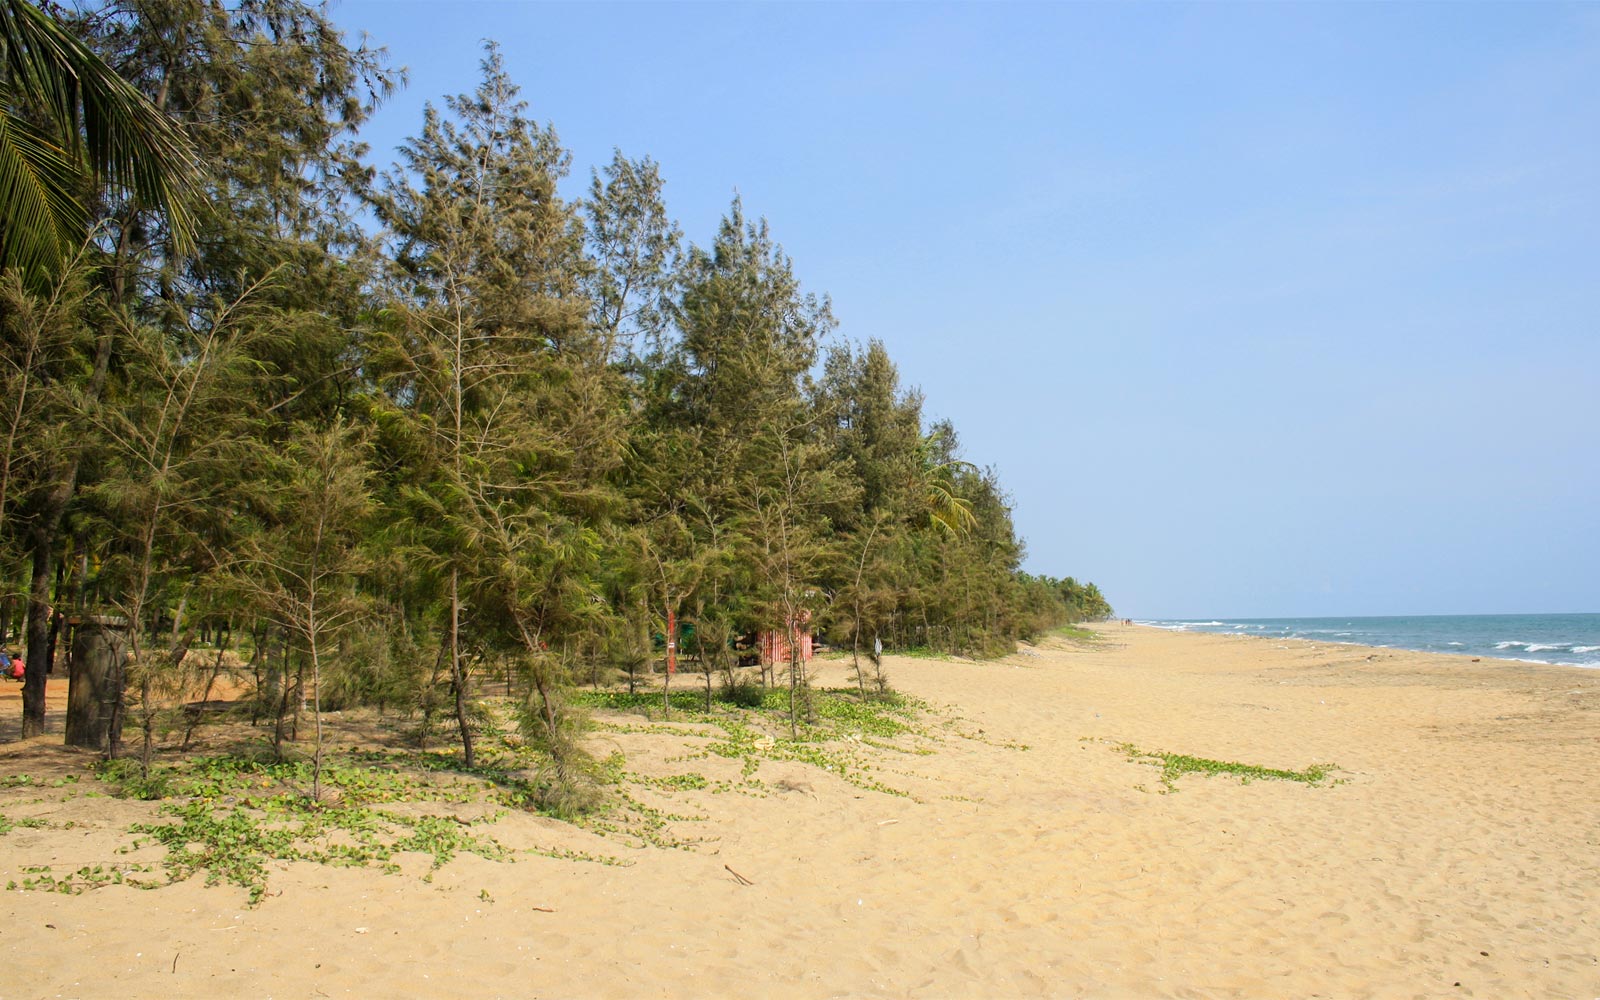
[{"x1": 332, "y1": 1, "x2": 1600, "y2": 619}]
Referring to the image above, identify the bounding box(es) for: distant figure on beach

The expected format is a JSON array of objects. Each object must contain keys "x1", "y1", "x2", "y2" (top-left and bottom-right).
[{"x1": 5, "y1": 652, "x2": 22, "y2": 681}]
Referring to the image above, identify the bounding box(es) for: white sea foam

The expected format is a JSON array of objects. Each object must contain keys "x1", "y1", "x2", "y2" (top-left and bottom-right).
[{"x1": 1150, "y1": 616, "x2": 1600, "y2": 667}]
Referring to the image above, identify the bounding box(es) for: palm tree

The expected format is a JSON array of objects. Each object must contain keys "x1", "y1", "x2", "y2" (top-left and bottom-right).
[
  {"x1": 0, "y1": 0, "x2": 197, "y2": 279},
  {"x1": 917, "y1": 428, "x2": 978, "y2": 535}
]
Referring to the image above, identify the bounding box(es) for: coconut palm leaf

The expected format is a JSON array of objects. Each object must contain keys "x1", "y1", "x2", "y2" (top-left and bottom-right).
[
  {"x1": 915, "y1": 428, "x2": 978, "y2": 535},
  {"x1": 0, "y1": 90, "x2": 83, "y2": 275},
  {"x1": 925, "y1": 470, "x2": 977, "y2": 535},
  {"x1": 0, "y1": 0, "x2": 199, "y2": 274}
]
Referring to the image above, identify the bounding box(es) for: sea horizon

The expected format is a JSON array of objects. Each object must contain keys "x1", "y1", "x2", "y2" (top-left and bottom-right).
[{"x1": 1136, "y1": 612, "x2": 1600, "y2": 669}]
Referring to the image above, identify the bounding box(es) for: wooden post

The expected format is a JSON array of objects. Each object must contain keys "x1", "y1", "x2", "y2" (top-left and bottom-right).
[
  {"x1": 65, "y1": 616, "x2": 129, "y2": 752},
  {"x1": 666, "y1": 607, "x2": 677, "y2": 676}
]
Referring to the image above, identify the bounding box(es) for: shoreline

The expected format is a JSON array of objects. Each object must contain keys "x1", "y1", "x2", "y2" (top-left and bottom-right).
[
  {"x1": 4, "y1": 623, "x2": 1598, "y2": 997},
  {"x1": 1133, "y1": 616, "x2": 1600, "y2": 671}
]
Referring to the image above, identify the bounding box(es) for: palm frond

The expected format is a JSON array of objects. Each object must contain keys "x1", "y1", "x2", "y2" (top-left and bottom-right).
[
  {"x1": 0, "y1": 0, "x2": 200, "y2": 268},
  {"x1": 0, "y1": 100, "x2": 83, "y2": 275},
  {"x1": 927, "y1": 481, "x2": 977, "y2": 535}
]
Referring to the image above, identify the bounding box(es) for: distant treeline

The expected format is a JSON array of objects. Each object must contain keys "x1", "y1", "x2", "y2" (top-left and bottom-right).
[{"x1": 0, "y1": 3, "x2": 1110, "y2": 751}]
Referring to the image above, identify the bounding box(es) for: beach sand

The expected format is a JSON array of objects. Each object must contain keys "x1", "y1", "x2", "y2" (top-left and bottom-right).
[{"x1": 2, "y1": 624, "x2": 1597, "y2": 998}]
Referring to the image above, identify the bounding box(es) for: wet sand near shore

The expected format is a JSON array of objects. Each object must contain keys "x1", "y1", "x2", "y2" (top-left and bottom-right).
[{"x1": 3, "y1": 623, "x2": 1597, "y2": 999}]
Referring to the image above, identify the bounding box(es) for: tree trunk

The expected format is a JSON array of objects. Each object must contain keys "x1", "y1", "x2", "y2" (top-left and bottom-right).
[
  {"x1": 247, "y1": 623, "x2": 267, "y2": 726},
  {"x1": 19, "y1": 306, "x2": 118, "y2": 735},
  {"x1": 41, "y1": 556, "x2": 69, "y2": 676},
  {"x1": 21, "y1": 486, "x2": 69, "y2": 736},
  {"x1": 419, "y1": 638, "x2": 448, "y2": 749},
  {"x1": 272, "y1": 629, "x2": 293, "y2": 758},
  {"x1": 449, "y1": 568, "x2": 474, "y2": 767},
  {"x1": 65, "y1": 617, "x2": 129, "y2": 752},
  {"x1": 182, "y1": 633, "x2": 228, "y2": 750},
  {"x1": 289, "y1": 645, "x2": 303, "y2": 742},
  {"x1": 787, "y1": 613, "x2": 800, "y2": 739},
  {"x1": 850, "y1": 608, "x2": 867, "y2": 701},
  {"x1": 309, "y1": 631, "x2": 324, "y2": 803}
]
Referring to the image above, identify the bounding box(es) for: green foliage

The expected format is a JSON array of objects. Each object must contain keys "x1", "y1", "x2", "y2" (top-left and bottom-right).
[
  {"x1": 806, "y1": 689, "x2": 918, "y2": 738},
  {"x1": 4, "y1": 6, "x2": 1111, "y2": 760},
  {"x1": 0, "y1": 811, "x2": 49, "y2": 834},
  {"x1": 8, "y1": 862, "x2": 151, "y2": 894},
  {"x1": 718, "y1": 679, "x2": 766, "y2": 709},
  {"x1": 515, "y1": 678, "x2": 604, "y2": 818},
  {"x1": 577, "y1": 685, "x2": 927, "y2": 799},
  {"x1": 94, "y1": 757, "x2": 172, "y2": 799},
  {"x1": 1117, "y1": 743, "x2": 1337, "y2": 792},
  {"x1": 573, "y1": 688, "x2": 717, "y2": 715},
  {"x1": 93, "y1": 752, "x2": 511, "y2": 905},
  {"x1": 1, "y1": 679, "x2": 1040, "y2": 907},
  {"x1": 1050, "y1": 624, "x2": 1099, "y2": 642},
  {"x1": 0, "y1": 0, "x2": 200, "y2": 278}
]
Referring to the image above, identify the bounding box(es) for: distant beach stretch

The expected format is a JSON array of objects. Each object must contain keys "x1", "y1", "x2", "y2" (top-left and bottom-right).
[
  {"x1": 4, "y1": 623, "x2": 1597, "y2": 998},
  {"x1": 1142, "y1": 612, "x2": 1600, "y2": 668}
]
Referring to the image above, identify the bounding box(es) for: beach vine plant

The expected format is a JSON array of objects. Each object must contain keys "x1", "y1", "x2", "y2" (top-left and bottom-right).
[
  {"x1": 84, "y1": 755, "x2": 514, "y2": 905},
  {"x1": 1049, "y1": 624, "x2": 1099, "y2": 643},
  {"x1": 0, "y1": 812, "x2": 50, "y2": 835},
  {"x1": 577, "y1": 685, "x2": 934, "y2": 796},
  {"x1": 5, "y1": 685, "x2": 935, "y2": 905},
  {"x1": 1115, "y1": 742, "x2": 1337, "y2": 793}
]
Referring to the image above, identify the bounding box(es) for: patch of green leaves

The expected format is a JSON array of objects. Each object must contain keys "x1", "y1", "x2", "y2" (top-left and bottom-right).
[
  {"x1": 895, "y1": 646, "x2": 957, "y2": 661},
  {"x1": 0, "y1": 812, "x2": 49, "y2": 835},
  {"x1": 1049, "y1": 624, "x2": 1098, "y2": 642},
  {"x1": 7, "y1": 863, "x2": 153, "y2": 894},
  {"x1": 0, "y1": 773, "x2": 80, "y2": 790},
  {"x1": 582, "y1": 685, "x2": 939, "y2": 800},
  {"x1": 573, "y1": 784, "x2": 709, "y2": 851},
  {"x1": 692, "y1": 719, "x2": 914, "y2": 799},
  {"x1": 525, "y1": 844, "x2": 630, "y2": 866},
  {"x1": 80, "y1": 749, "x2": 523, "y2": 905},
  {"x1": 633, "y1": 771, "x2": 709, "y2": 792},
  {"x1": 97, "y1": 754, "x2": 482, "y2": 807},
  {"x1": 572, "y1": 689, "x2": 720, "y2": 718},
  {"x1": 129, "y1": 796, "x2": 510, "y2": 905},
  {"x1": 806, "y1": 689, "x2": 922, "y2": 739},
  {"x1": 1117, "y1": 743, "x2": 1336, "y2": 792}
]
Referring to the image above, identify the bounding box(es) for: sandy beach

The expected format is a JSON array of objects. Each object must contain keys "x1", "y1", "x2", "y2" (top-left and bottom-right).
[{"x1": 2, "y1": 623, "x2": 1597, "y2": 999}]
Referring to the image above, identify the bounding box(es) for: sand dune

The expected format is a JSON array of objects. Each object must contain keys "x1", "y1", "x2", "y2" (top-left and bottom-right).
[{"x1": 3, "y1": 623, "x2": 1597, "y2": 998}]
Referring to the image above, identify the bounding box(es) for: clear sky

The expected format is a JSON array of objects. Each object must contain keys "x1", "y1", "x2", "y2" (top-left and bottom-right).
[{"x1": 331, "y1": 1, "x2": 1600, "y2": 620}]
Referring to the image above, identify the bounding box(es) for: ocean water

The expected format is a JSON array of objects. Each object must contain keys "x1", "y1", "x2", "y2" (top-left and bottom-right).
[{"x1": 1138, "y1": 613, "x2": 1600, "y2": 669}]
